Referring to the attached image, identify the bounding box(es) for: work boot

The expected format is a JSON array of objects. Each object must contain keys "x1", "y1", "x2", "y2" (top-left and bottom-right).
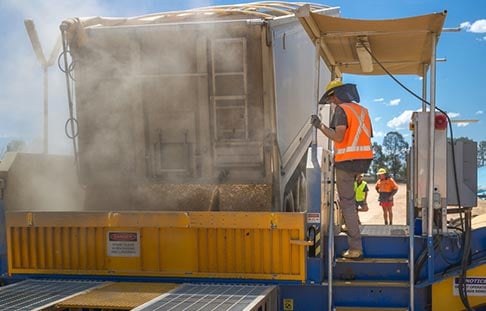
[{"x1": 341, "y1": 249, "x2": 363, "y2": 260}]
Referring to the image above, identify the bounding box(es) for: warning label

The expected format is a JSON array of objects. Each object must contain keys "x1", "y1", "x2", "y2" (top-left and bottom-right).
[
  {"x1": 283, "y1": 298, "x2": 294, "y2": 310},
  {"x1": 307, "y1": 212, "x2": 320, "y2": 224},
  {"x1": 107, "y1": 231, "x2": 140, "y2": 257},
  {"x1": 453, "y1": 277, "x2": 486, "y2": 296}
]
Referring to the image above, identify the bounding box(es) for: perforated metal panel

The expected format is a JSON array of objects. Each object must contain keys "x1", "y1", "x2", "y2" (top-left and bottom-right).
[
  {"x1": 0, "y1": 279, "x2": 103, "y2": 311},
  {"x1": 134, "y1": 283, "x2": 277, "y2": 311}
]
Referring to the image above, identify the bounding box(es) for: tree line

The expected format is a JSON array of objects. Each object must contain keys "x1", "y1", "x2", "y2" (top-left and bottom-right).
[{"x1": 371, "y1": 132, "x2": 486, "y2": 182}]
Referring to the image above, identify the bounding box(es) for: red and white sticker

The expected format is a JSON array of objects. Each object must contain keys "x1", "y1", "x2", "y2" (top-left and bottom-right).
[
  {"x1": 107, "y1": 231, "x2": 140, "y2": 257},
  {"x1": 307, "y1": 213, "x2": 321, "y2": 224}
]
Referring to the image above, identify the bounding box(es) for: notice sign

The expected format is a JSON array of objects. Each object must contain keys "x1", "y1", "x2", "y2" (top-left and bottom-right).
[
  {"x1": 107, "y1": 231, "x2": 140, "y2": 257},
  {"x1": 453, "y1": 277, "x2": 486, "y2": 296},
  {"x1": 307, "y1": 212, "x2": 321, "y2": 224}
]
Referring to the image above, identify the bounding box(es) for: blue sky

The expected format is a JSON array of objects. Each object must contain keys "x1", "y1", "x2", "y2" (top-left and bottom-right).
[{"x1": 0, "y1": 0, "x2": 485, "y2": 155}]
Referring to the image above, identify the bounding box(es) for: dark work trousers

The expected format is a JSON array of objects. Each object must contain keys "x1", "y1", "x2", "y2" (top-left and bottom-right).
[{"x1": 336, "y1": 168, "x2": 363, "y2": 251}]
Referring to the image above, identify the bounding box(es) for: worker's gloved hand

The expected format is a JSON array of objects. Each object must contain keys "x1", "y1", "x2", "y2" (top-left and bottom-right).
[{"x1": 311, "y1": 115, "x2": 322, "y2": 128}]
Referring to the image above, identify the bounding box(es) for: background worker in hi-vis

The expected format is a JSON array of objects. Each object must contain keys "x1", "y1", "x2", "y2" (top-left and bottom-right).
[
  {"x1": 354, "y1": 173, "x2": 369, "y2": 224},
  {"x1": 375, "y1": 167, "x2": 399, "y2": 225}
]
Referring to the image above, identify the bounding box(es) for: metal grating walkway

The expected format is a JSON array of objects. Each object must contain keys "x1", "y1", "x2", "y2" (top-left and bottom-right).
[
  {"x1": 57, "y1": 282, "x2": 179, "y2": 309},
  {"x1": 133, "y1": 283, "x2": 277, "y2": 311},
  {"x1": 0, "y1": 279, "x2": 103, "y2": 311},
  {"x1": 360, "y1": 225, "x2": 409, "y2": 236}
]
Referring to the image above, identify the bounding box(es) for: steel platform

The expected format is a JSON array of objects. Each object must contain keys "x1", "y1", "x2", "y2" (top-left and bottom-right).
[
  {"x1": 133, "y1": 283, "x2": 277, "y2": 311},
  {"x1": 0, "y1": 280, "x2": 276, "y2": 310},
  {"x1": 0, "y1": 279, "x2": 103, "y2": 311},
  {"x1": 56, "y1": 281, "x2": 179, "y2": 310}
]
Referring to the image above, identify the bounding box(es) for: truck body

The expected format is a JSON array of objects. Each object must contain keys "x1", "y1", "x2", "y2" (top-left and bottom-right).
[
  {"x1": 0, "y1": 2, "x2": 485, "y2": 310},
  {"x1": 62, "y1": 2, "x2": 334, "y2": 213}
]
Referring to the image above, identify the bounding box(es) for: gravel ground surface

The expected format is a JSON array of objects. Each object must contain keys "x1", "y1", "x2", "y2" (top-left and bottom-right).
[{"x1": 359, "y1": 183, "x2": 486, "y2": 225}]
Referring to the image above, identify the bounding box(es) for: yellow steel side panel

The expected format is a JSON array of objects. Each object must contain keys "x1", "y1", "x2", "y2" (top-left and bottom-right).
[
  {"x1": 70, "y1": 228, "x2": 79, "y2": 268},
  {"x1": 54, "y1": 227, "x2": 62, "y2": 268},
  {"x1": 141, "y1": 227, "x2": 160, "y2": 271},
  {"x1": 78, "y1": 227, "x2": 87, "y2": 268},
  {"x1": 158, "y1": 228, "x2": 198, "y2": 272},
  {"x1": 37, "y1": 227, "x2": 46, "y2": 268},
  {"x1": 28, "y1": 227, "x2": 36, "y2": 268},
  {"x1": 432, "y1": 264, "x2": 486, "y2": 311},
  {"x1": 6, "y1": 211, "x2": 306, "y2": 281},
  {"x1": 21, "y1": 227, "x2": 28, "y2": 268},
  {"x1": 45, "y1": 227, "x2": 53, "y2": 268}
]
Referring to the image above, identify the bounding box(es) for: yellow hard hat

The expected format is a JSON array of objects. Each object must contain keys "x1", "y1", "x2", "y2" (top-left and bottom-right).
[
  {"x1": 323, "y1": 79, "x2": 343, "y2": 98},
  {"x1": 377, "y1": 168, "x2": 387, "y2": 175}
]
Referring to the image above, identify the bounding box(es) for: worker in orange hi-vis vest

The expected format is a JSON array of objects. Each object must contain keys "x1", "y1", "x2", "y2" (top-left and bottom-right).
[
  {"x1": 375, "y1": 168, "x2": 399, "y2": 225},
  {"x1": 311, "y1": 80, "x2": 373, "y2": 260}
]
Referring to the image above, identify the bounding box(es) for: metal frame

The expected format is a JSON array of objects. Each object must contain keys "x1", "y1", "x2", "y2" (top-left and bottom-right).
[{"x1": 210, "y1": 37, "x2": 249, "y2": 142}]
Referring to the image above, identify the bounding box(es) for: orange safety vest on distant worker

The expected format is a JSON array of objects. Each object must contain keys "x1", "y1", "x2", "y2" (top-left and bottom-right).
[
  {"x1": 334, "y1": 102, "x2": 373, "y2": 162},
  {"x1": 376, "y1": 178, "x2": 399, "y2": 194}
]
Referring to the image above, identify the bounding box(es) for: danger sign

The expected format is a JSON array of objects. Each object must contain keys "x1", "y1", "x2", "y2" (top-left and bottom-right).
[{"x1": 107, "y1": 231, "x2": 140, "y2": 257}]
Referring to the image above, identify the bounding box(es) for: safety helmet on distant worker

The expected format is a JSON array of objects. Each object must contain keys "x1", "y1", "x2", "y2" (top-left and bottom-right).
[
  {"x1": 377, "y1": 168, "x2": 387, "y2": 175},
  {"x1": 323, "y1": 79, "x2": 343, "y2": 98}
]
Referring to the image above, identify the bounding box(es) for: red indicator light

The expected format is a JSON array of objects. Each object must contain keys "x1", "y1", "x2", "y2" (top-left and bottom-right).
[{"x1": 435, "y1": 113, "x2": 447, "y2": 130}]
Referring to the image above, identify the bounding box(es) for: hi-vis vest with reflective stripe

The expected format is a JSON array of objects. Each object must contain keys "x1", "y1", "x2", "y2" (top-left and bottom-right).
[
  {"x1": 334, "y1": 102, "x2": 373, "y2": 162},
  {"x1": 354, "y1": 181, "x2": 368, "y2": 202}
]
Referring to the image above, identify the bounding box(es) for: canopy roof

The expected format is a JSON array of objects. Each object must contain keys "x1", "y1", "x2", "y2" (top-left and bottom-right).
[
  {"x1": 296, "y1": 6, "x2": 447, "y2": 76},
  {"x1": 62, "y1": 2, "x2": 335, "y2": 48},
  {"x1": 62, "y1": 2, "x2": 331, "y2": 30}
]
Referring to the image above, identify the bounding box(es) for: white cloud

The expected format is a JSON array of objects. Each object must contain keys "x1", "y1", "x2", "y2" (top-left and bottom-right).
[
  {"x1": 461, "y1": 20, "x2": 486, "y2": 41},
  {"x1": 389, "y1": 98, "x2": 400, "y2": 106},
  {"x1": 387, "y1": 110, "x2": 414, "y2": 130},
  {"x1": 461, "y1": 21, "x2": 472, "y2": 29},
  {"x1": 448, "y1": 112, "x2": 460, "y2": 118},
  {"x1": 467, "y1": 19, "x2": 486, "y2": 33},
  {"x1": 456, "y1": 122, "x2": 470, "y2": 127},
  {"x1": 476, "y1": 110, "x2": 484, "y2": 115},
  {"x1": 374, "y1": 116, "x2": 382, "y2": 122},
  {"x1": 373, "y1": 98, "x2": 384, "y2": 102},
  {"x1": 373, "y1": 131, "x2": 385, "y2": 138}
]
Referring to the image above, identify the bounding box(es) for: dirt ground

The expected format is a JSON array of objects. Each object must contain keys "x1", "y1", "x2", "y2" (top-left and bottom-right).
[{"x1": 358, "y1": 183, "x2": 486, "y2": 225}]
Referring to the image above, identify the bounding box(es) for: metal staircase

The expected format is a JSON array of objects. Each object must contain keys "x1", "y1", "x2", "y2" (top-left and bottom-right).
[{"x1": 330, "y1": 227, "x2": 417, "y2": 310}]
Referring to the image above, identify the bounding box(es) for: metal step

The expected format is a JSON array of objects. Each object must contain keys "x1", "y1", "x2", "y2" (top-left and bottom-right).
[
  {"x1": 360, "y1": 225, "x2": 409, "y2": 237},
  {"x1": 334, "y1": 257, "x2": 410, "y2": 282},
  {"x1": 336, "y1": 257, "x2": 408, "y2": 264},
  {"x1": 0, "y1": 279, "x2": 103, "y2": 311},
  {"x1": 333, "y1": 280, "x2": 409, "y2": 287},
  {"x1": 332, "y1": 281, "x2": 411, "y2": 310},
  {"x1": 133, "y1": 283, "x2": 277, "y2": 311}
]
